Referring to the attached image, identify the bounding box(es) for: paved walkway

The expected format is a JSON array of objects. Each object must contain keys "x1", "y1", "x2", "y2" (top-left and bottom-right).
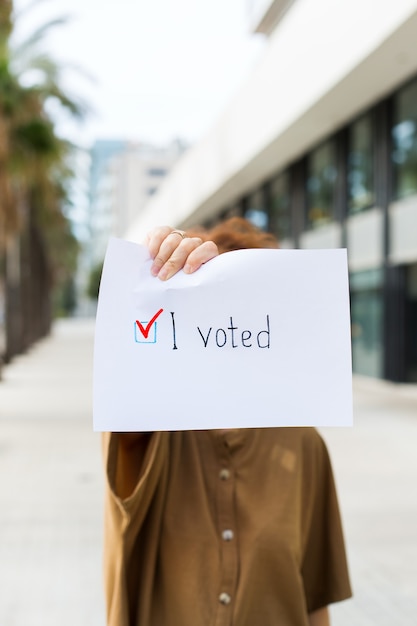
[
  {"x1": 0, "y1": 319, "x2": 104, "y2": 626},
  {"x1": 0, "y1": 318, "x2": 416, "y2": 625},
  {"x1": 322, "y1": 379, "x2": 417, "y2": 625}
]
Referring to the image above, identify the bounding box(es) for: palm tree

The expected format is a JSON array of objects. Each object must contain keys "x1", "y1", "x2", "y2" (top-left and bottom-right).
[
  {"x1": 0, "y1": 1, "x2": 16, "y2": 242},
  {"x1": 0, "y1": 0, "x2": 87, "y2": 364}
]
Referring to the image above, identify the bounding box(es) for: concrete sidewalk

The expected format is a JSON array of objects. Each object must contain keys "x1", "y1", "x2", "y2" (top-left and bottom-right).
[
  {"x1": 0, "y1": 318, "x2": 104, "y2": 626},
  {"x1": 322, "y1": 378, "x2": 417, "y2": 626},
  {"x1": 0, "y1": 318, "x2": 417, "y2": 625}
]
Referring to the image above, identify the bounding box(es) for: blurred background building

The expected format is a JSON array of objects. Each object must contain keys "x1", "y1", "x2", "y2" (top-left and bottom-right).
[
  {"x1": 75, "y1": 138, "x2": 186, "y2": 314},
  {"x1": 88, "y1": 138, "x2": 186, "y2": 268},
  {"x1": 73, "y1": 139, "x2": 186, "y2": 315},
  {"x1": 126, "y1": 0, "x2": 417, "y2": 385},
  {"x1": 2, "y1": 0, "x2": 417, "y2": 386}
]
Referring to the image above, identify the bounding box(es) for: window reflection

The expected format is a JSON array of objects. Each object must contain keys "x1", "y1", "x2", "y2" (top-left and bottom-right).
[
  {"x1": 406, "y1": 263, "x2": 417, "y2": 382},
  {"x1": 244, "y1": 188, "x2": 268, "y2": 230},
  {"x1": 306, "y1": 140, "x2": 337, "y2": 228},
  {"x1": 348, "y1": 114, "x2": 375, "y2": 213},
  {"x1": 350, "y1": 270, "x2": 383, "y2": 378},
  {"x1": 392, "y1": 78, "x2": 417, "y2": 199},
  {"x1": 269, "y1": 171, "x2": 291, "y2": 240}
]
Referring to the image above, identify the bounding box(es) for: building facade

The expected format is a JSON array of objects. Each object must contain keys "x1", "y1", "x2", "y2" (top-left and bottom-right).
[
  {"x1": 88, "y1": 139, "x2": 129, "y2": 269},
  {"x1": 108, "y1": 141, "x2": 186, "y2": 242},
  {"x1": 127, "y1": 0, "x2": 417, "y2": 383},
  {"x1": 89, "y1": 139, "x2": 185, "y2": 267}
]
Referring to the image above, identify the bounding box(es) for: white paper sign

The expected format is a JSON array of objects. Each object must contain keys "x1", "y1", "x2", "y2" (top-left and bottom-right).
[{"x1": 93, "y1": 238, "x2": 352, "y2": 431}]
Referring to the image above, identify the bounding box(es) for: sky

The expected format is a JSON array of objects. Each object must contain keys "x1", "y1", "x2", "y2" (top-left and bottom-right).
[{"x1": 12, "y1": 0, "x2": 266, "y2": 148}]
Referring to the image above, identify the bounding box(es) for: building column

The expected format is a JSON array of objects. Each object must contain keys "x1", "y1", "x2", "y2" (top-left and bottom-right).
[{"x1": 376, "y1": 98, "x2": 407, "y2": 382}]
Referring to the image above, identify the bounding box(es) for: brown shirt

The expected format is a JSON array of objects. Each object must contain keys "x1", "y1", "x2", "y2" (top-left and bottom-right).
[{"x1": 103, "y1": 428, "x2": 352, "y2": 626}]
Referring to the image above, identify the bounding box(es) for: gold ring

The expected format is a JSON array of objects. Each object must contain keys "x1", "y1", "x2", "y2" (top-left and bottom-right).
[{"x1": 171, "y1": 229, "x2": 186, "y2": 239}]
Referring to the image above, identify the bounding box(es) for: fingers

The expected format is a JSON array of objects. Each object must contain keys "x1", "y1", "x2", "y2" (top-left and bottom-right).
[
  {"x1": 151, "y1": 235, "x2": 202, "y2": 279},
  {"x1": 152, "y1": 237, "x2": 215, "y2": 281},
  {"x1": 182, "y1": 240, "x2": 219, "y2": 275},
  {"x1": 145, "y1": 226, "x2": 175, "y2": 260},
  {"x1": 145, "y1": 226, "x2": 219, "y2": 280}
]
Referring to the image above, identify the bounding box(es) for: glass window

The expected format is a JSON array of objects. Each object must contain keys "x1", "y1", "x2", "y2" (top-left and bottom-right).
[
  {"x1": 306, "y1": 140, "x2": 337, "y2": 228},
  {"x1": 244, "y1": 188, "x2": 268, "y2": 231},
  {"x1": 350, "y1": 269, "x2": 383, "y2": 378},
  {"x1": 147, "y1": 167, "x2": 167, "y2": 177},
  {"x1": 406, "y1": 263, "x2": 417, "y2": 382},
  {"x1": 269, "y1": 171, "x2": 291, "y2": 240},
  {"x1": 348, "y1": 114, "x2": 375, "y2": 214},
  {"x1": 218, "y1": 205, "x2": 241, "y2": 222},
  {"x1": 392, "y1": 78, "x2": 417, "y2": 199}
]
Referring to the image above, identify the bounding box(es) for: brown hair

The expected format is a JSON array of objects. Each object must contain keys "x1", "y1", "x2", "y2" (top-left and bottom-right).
[{"x1": 189, "y1": 217, "x2": 278, "y2": 254}]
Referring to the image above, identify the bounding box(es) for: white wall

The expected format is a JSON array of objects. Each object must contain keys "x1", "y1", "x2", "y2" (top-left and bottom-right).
[
  {"x1": 299, "y1": 223, "x2": 342, "y2": 250},
  {"x1": 389, "y1": 196, "x2": 417, "y2": 264},
  {"x1": 346, "y1": 208, "x2": 384, "y2": 271}
]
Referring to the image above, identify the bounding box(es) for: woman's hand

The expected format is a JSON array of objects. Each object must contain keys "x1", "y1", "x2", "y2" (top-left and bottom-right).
[{"x1": 145, "y1": 225, "x2": 219, "y2": 280}]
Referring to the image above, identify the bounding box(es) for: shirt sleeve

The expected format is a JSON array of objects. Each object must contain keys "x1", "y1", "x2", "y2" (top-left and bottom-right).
[
  {"x1": 301, "y1": 432, "x2": 352, "y2": 613},
  {"x1": 102, "y1": 431, "x2": 169, "y2": 625}
]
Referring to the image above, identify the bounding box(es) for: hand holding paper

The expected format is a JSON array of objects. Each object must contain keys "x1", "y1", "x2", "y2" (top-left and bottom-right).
[
  {"x1": 145, "y1": 225, "x2": 219, "y2": 280},
  {"x1": 93, "y1": 238, "x2": 352, "y2": 431}
]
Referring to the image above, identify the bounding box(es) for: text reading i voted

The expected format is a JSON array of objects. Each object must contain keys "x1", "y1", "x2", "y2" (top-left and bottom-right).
[{"x1": 135, "y1": 310, "x2": 271, "y2": 350}]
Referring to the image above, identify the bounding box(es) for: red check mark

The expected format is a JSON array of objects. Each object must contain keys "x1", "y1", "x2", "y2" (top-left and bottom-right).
[{"x1": 135, "y1": 308, "x2": 164, "y2": 339}]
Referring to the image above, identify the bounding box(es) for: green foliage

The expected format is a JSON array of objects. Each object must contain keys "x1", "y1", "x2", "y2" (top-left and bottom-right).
[
  {"x1": 0, "y1": 0, "x2": 88, "y2": 317},
  {"x1": 87, "y1": 260, "x2": 103, "y2": 301},
  {"x1": 0, "y1": 1, "x2": 13, "y2": 60},
  {"x1": 13, "y1": 117, "x2": 56, "y2": 154},
  {"x1": 54, "y1": 277, "x2": 77, "y2": 317}
]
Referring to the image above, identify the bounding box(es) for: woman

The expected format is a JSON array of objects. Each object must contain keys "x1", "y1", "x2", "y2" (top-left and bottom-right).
[{"x1": 103, "y1": 218, "x2": 352, "y2": 626}]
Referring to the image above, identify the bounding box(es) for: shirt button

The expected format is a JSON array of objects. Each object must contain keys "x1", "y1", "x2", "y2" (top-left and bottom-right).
[
  {"x1": 222, "y1": 529, "x2": 234, "y2": 541},
  {"x1": 219, "y1": 592, "x2": 231, "y2": 605},
  {"x1": 219, "y1": 468, "x2": 230, "y2": 480}
]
